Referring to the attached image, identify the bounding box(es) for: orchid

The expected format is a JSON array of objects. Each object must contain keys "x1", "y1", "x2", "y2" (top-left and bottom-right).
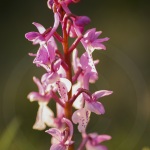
[
  {"x1": 25, "y1": 22, "x2": 46, "y2": 45},
  {"x1": 41, "y1": 72, "x2": 72, "y2": 103},
  {"x1": 84, "y1": 28, "x2": 109, "y2": 53},
  {"x1": 72, "y1": 90, "x2": 113, "y2": 133},
  {"x1": 30, "y1": 38, "x2": 59, "y2": 72},
  {"x1": 27, "y1": 76, "x2": 55, "y2": 130},
  {"x1": 46, "y1": 118, "x2": 74, "y2": 150},
  {"x1": 25, "y1": 0, "x2": 112, "y2": 150},
  {"x1": 85, "y1": 133, "x2": 111, "y2": 150},
  {"x1": 33, "y1": 102, "x2": 55, "y2": 130},
  {"x1": 85, "y1": 90, "x2": 113, "y2": 115},
  {"x1": 27, "y1": 76, "x2": 51, "y2": 102}
]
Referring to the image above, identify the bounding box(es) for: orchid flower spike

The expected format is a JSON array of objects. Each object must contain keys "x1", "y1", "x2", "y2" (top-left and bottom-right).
[{"x1": 25, "y1": 0, "x2": 112, "y2": 149}]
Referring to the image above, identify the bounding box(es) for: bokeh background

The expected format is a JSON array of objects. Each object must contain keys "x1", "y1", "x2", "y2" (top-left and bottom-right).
[{"x1": 0, "y1": 0, "x2": 150, "y2": 150}]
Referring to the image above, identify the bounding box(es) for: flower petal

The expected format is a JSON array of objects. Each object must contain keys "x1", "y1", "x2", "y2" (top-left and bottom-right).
[
  {"x1": 33, "y1": 103, "x2": 47, "y2": 130},
  {"x1": 47, "y1": 37, "x2": 57, "y2": 63},
  {"x1": 33, "y1": 103, "x2": 54, "y2": 130},
  {"x1": 27, "y1": 92, "x2": 50, "y2": 102},
  {"x1": 33, "y1": 76, "x2": 44, "y2": 94},
  {"x1": 72, "y1": 108, "x2": 90, "y2": 133},
  {"x1": 85, "y1": 101, "x2": 105, "y2": 115},
  {"x1": 53, "y1": 59, "x2": 62, "y2": 72},
  {"x1": 46, "y1": 128, "x2": 62, "y2": 142},
  {"x1": 96, "y1": 135, "x2": 112, "y2": 143},
  {"x1": 62, "y1": 118, "x2": 73, "y2": 141},
  {"x1": 91, "y1": 42, "x2": 106, "y2": 50},
  {"x1": 32, "y1": 22, "x2": 46, "y2": 34},
  {"x1": 72, "y1": 48, "x2": 80, "y2": 73},
  {"x1": 33, "y1": 45, "x2": 49, "y2": 66},
  {"x1": 32, "y1": 36, "x2": 45, "y2": 45},
  {"x1": 80, "y1": 52, "x2": 97, "y2": 74},
  {"x1": 25, "y1": 32, "x2": 40, "y2": 41},
  {"x1": 43, "y1": 104, "x2": 55, "y2": 127},
  {"x1": 56, "y1": 80, "x2": 69, "y2": 101},
  {"x1": 59, "y1": 78, "x2": 72, "y2": 92},
  {"x1": 84, "y1": 28, "x2": 96, "y2": 42},
  {"x1": 42, "y1": 72, "x2": 59, "y2": 85},
  {"x1": 92, "y1": 90, "x2": 113, "y2": 100}
]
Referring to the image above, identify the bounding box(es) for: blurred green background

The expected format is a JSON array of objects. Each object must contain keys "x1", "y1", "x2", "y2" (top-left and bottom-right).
[{"x1": 0, "y1": 0, "x2": 150, "y2": 150}]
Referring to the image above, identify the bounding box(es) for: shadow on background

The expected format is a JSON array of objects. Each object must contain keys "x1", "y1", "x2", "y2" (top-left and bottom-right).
[{"x1": 0, "y1": 0, "x2": 150, "y2": 150}]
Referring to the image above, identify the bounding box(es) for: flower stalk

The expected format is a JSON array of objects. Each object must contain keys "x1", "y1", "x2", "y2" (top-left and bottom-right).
[{"x1": 62, "y1": 11, "x2": 74, "y2": 150}]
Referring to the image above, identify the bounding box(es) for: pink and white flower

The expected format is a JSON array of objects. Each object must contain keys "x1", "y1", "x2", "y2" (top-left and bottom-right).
[
  {"x1": 27, "y1": 76, "x2": 54, "y2": 130},
  {"x1": 84, "y1": 28, "x2": 109, "y2": 53},
  {"x1": 86, "y1": 133, "x2": 111, "y2": 150},
  {"x1": 46, "y1": 118, "x2": 74, "y2": 150},
  {"x1": 72, "y1": 90, "x2": 113, "y2": 133}
]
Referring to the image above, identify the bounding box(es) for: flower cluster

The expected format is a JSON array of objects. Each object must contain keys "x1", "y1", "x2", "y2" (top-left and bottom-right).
[{"x1": 25, "y1": 0, "x2": 112, "y2": 150}]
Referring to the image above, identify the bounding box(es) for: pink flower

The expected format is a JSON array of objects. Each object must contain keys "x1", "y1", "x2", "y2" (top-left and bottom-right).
[
  {"x1": 86, "y1": 133, "x2": 111, "y2": 150},
  {"x1": 80, "y1": 52, "x2": 98, "y2": 81},
  {"x1": 85, "y1": 90, "x2": 113, "y2": 115},
  {"x1": 25, "y1": 22, "x2": 46, "y2": 45},
  {"x1": 84, "y1": 28, "x2": 109, "y2": 53},
  {"x1": 72, "y1": 49, "x2": 98, "y2": 86},
  {"x1": 72, "y1": 49, "x2": 99, "y2": 109},
  {"x1": 33, "y1": 102, "x2": 55, "y2": 130},
  {"x1": 72, "y1": 108, "x2": 90, "y2": 133},
  {"x1": 72, "y1": 90, "x2": 113, "y2": 133},
  {"x1": 46, "y1": 118, "x2": 74, "y2": 150},
  {"x1": 25, "y1": 13, "x2": 60, "y2": 44},
  {"x1": 27, "y1": 76, "x2": 54, "y2": 130},
  {"x1": 30, "y1": 37, "x2": 59, "y2": 72},
  {"x1": 27, "y1": 76, "x2": 51, "y2": 102},
  {"x1": 41, "y1": 72, "x2": 72, "y2": 102}
]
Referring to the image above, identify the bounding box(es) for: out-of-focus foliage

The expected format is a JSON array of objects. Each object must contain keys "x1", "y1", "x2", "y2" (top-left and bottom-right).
[{"x1": 0, "y1": 118, "x2": 20, "y2": 150}]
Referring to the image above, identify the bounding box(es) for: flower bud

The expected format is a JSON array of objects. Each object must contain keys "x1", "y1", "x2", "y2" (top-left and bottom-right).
[{"x1": 75, "y1": 16, "x2": 91, "y2": 27}]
